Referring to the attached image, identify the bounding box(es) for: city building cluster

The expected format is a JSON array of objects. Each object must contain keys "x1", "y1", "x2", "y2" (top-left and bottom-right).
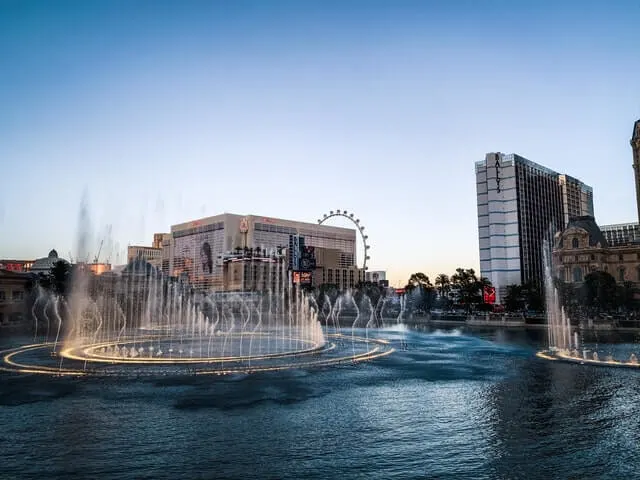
[
  {"x1": 0, "y1": 213, "x2": 390, "y2": 328},
  {"x1": 477, "y1": 119, "x2": 640, "y2": 304}
]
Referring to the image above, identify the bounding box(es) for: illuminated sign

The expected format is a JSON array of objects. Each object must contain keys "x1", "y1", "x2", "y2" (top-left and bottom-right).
[
  {"x1": 290, "y1": 235, "x2": 300, "y2": 270},
  {"x1": 495, "y1": 157, "x2": 501, "y2": 193},
  {"x1": 483, "y1": 286, "x2": 496, "y2": 304},
  {"x1": 0, "y1": 262, "x2": 27, "y2": 272},
  {"x1": 292, "y1": 271, "x2": 312, "y2": 285}
]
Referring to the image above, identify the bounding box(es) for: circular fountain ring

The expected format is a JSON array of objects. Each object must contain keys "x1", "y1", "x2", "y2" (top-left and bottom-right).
[
  {"x1": 536, "y1": 349, "x2": 640, "y2": 369},
  {"x1": 0, "y1": 333, "x2": 394, "y2": 377}
]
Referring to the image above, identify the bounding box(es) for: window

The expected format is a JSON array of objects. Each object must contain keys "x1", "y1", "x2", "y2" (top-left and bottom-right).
[
  {"x1": 619, "y1": 267, "x2": 626, "y2": 282},
  {"x1": 619, "y1": 254, "x2": 624, "y2": 261},
  {"x1": 572, "y1": 238, "x2": 579, "y2": 249},
  {"x1": 590, "y1": 254, "x2": 595, "y2": 260},
  {"x1": 12, "y1": 291, "x2": 23, "y2": 301},
  {"x1": 572, "y1": 267, "x2": 583, "y2": 283},
  {"x1": 0, "y1": 291, "x2": 5, "y2": 301}
]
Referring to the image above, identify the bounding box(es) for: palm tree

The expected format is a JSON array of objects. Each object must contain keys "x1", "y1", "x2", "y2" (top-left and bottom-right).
[
  {"x1": 451, "y1": 268, "x2": 491, "y2": 309},
  {"x1": 434, "y1": 274, "x2": 450, "y2": 299}
]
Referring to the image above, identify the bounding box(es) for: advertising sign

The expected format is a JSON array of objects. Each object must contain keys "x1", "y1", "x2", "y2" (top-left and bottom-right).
[
  {"x1": 289, "y1": 235, "x2": 300, "y2": 271},
  {"x1": 299, "y1": 246, "x2": 316, "y2": 272},
  {"x1": 292, "y1": 271, "x2": 312, "y2": 286},
  {"x1": 483, "y1": 286, "x2": 496, "y2": 304}
]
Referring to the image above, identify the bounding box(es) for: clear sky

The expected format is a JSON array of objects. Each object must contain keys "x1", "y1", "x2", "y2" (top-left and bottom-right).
[{"x1": 1, "y1": 0, "x2": 639, "y2": 287}]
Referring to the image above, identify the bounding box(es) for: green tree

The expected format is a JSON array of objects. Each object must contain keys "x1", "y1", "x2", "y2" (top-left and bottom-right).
[
  {"x1": 404, "y1": 273, "x2": 436, "y2": 312},
  {"x1": 50, "y1": 260, "x2": 74, "y2": 297},
  {"x1": 581, "y1": 271, "x2": 617, "y2": 312},
  {"x1": 522, "y1": 281, "x2": 544, "y2": 312},
  {"x1": 316, "y1": 283, "x2": 340, "y2": 312},
  {"x1": 616, "y1": 281, "x2": 639, "y2": 312},
  {"x1": 354, "y1": 281, "x2": 385, "y2": 308},
  {"x1": 504, "y1": 284, "x2": 525, "y2": 311},
  {"x1": 434, "y1": 274, "x2": 450, "y2": 299},
  {"x1": 450, "y1": 268, "x2": 491, "y2": 309}
]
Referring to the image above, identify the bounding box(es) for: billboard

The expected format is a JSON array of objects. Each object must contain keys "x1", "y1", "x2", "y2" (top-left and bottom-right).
[
  {"x1": 483, "y1": 286, "x2": 496, "y2": 304},
  {"x1": 173, "y1": 229, "x2": 224, "y2": 283},
  {"x1": 292, "y1": 271, "x2": 312, "y2": 286},
  {"x1": 299, "y1": 246, "x2": 316, "y2": 272},
  {"x1": 288, "y1": 235, "x2": 316, "y2": 272},
  {"x1": 366, "y1": 270, "x2": 386, "y2": 283}
]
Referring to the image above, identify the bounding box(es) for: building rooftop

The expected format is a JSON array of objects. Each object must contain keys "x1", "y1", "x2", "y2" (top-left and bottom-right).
[{"x1": 560, "y1": 216, "x2": 609, "y2": 248}]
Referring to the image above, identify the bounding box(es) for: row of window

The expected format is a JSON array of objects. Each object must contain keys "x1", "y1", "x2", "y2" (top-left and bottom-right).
[
  {"x1": 0, "y1": 312, "x2": 23, "y2": 323},
  {"x1": 566, "y1": 265, "x2": 640, "y2": 283},
  {"x1": 0, "y1": 291, "x2": 24, "y2": 301}
]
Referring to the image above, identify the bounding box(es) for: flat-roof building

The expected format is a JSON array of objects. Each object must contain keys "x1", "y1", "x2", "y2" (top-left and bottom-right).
[
  {"x1": 170, "y1": 213, "x2": 359, "y2": 292},
  {"x1": 476, "y1": 153, "x2": 593, "y2": 303}
]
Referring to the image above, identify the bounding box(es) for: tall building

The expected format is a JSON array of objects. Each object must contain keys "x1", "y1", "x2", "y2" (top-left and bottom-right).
[
  {"x1": 558, "y1": 174, "x2": 594, "y2": 226},
  {"x1": 476, "y1": 153, "x2": 593, "y2": 302},
  {"x1": 170, "y1": 213, "x2": 358, "y2": 291},
  {"x1": 631, "y1": 120, "x2": 640, "y2": 223}
]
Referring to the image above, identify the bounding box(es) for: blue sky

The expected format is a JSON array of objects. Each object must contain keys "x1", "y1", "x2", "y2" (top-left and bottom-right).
[{"x1": 1, "y1": 0, "x2": 639, "y2": 286}]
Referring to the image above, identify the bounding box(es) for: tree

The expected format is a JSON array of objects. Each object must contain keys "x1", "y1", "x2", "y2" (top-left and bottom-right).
[
  {"x1": 617, "y1": 281, "x2": 639, "y2": 312},
  {"x1": 504, "y1": 284, "x2": 525, "y2": 311},
  {"x1": 316, "y1": 283, "x2": 340, "y2": 313},
  {"x1": 450, "y1": 268, "x2": 490, "y2": 309},
  {"x1": 434, "y1": 274, "x2": 450, "y2": 299},
  {"x1": 581, "y1": 271, "x2": 617, "y2": 312},
  {"x1": 404, "y1": 273, "x2": 436, "y2": 312},
  {"x1": 522, "y1": 281, "x2": 544, "y2": 312},
  {"x1": 354, "y1": 281, "x2": 385, "y2": 308},
  {"x1": 49, "y1": 260, "x2": 74, "y2": 297}
]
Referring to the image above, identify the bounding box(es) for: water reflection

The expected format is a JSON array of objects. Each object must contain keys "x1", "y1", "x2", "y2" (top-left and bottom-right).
[{"x1": 1, "y1": 327, "x2": 639, "y2": 479}]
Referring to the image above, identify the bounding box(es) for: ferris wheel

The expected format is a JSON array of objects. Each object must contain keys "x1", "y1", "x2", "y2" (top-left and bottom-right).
[{"x1": 317, "y1": 210, "x2": 371, "y2": 272}]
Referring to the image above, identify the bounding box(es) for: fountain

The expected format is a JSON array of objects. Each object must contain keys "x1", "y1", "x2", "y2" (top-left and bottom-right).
[
  {"x1": 0, "y1": 259, "x2": 395, "y2": 376},
  {"x1": 537, "y1": 240, "x2": 640, "y2": 369}
]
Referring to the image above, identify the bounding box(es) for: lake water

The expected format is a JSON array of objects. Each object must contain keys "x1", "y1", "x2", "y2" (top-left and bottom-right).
[{"x1": 2, "y1": 326, "x2": 639, "y2": 480}]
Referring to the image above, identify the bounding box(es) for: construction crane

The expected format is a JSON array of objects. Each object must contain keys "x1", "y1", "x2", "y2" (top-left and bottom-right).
[{"x1": 93, "y1": 240, "x2": 104, "y2": 264}]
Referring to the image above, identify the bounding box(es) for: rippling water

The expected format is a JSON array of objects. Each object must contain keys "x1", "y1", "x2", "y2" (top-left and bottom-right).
[{"x1": 2, "y1": 326, "x2": 640, "y2": 480}]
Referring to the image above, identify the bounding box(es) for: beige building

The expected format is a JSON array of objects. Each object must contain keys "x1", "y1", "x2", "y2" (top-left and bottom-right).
[
  {"x1": 0, "y1": 269, "x2": 30, "y2": 327},
  {"x1": 219, "y1": 246, "x2": 362, "y2": 292},
  {"x1": 127, "y1": 245, "x2": 162, "y2": 269},
  {"x1": 170, "y1": 213, "x2": 358, "y2": 292},
  {"x1": 552, "y1": 216, "x2": 640, "y2": 285}
]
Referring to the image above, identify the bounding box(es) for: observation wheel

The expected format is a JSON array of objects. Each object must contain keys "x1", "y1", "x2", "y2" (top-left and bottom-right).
[{"x1": 317, "y1": 210, "x2": 370, "y2": 273}]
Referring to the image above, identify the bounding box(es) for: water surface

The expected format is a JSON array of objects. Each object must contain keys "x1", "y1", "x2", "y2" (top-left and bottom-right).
[{"x1": 2, "y1": 327, "x2": 639, "y2": 480}]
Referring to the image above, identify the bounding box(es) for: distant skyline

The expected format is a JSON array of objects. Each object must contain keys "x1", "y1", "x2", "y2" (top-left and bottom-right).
[{"x1": 1, "y1": 0, "x2": 639, "y2": 286}]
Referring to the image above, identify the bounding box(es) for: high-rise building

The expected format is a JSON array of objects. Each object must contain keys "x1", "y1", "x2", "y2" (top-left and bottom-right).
[
  {"x1": 632, "y1": 120, "x2": 640, "y2": 223},
  {"x1": 476, "y1": 153, "x2": 593, "y2": 302},
  {"x1": 558, "y1": 174, "x2": 594, "y2": 226}
]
